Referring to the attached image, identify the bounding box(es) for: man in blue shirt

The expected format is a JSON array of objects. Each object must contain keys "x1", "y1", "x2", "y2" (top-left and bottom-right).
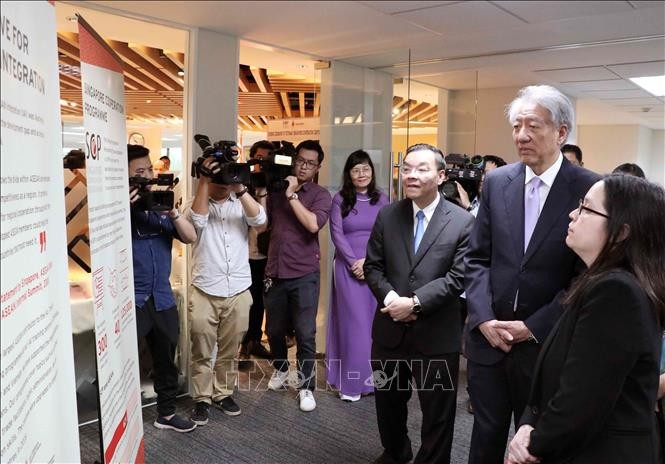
[{"x1": 128, "y1": 144, "x2": 197, "y2": 432}]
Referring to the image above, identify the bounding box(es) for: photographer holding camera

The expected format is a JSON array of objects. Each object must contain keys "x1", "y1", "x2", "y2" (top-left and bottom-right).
[
  {"x1": 264, "y1": 140, "x2": 332, "y2": 412},
  {"x1": 128, "y1": 144, "x2": 198, "y2": 433},
  {"x1": 184, "y1": 155, "x2": 267, "y2": 425}
]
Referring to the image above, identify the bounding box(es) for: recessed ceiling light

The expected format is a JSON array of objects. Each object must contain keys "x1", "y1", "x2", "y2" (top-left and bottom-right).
[
  {"x1": 177, "y1": 70, "x2": 184, "y2": 77},
  {"x1": 629, "y1": 76, "x2": 665, "y2": 97},
  {"x1": 146, "y1": 100, "x2": 152, "y2": 103},
  {"x1": 297, "y1": 64, "x2": 307, "y2": 70}
]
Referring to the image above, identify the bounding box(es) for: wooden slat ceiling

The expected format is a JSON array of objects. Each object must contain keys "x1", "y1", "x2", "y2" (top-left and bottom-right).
[{"x1": 57, "y1": 33, "x2": 437, "y2": 131}]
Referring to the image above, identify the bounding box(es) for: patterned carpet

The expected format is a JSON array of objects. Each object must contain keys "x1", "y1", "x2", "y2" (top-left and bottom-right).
[{"x1": 78, "y1": 357, "x2": 482, "y2": 463}]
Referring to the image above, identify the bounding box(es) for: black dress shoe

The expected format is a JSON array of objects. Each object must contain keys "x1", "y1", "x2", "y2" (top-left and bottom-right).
[
  {"x1": 466, "y1": 398, "x2": 474, "y2": 414},
  {"x1": 372, "y1": 450, "x2": 413, "y2": 464},
  {"x1": 248, "y1": 340, "x2": 272, "y2": 359}
]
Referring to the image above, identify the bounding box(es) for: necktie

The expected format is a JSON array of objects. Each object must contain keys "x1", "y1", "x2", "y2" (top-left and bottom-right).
[
  {"x1": 414, "y1": 210, "x2": 425, "y2": 253},
  {"x1": 524, "y1": 177, "x2": 541, "y2": 251}
]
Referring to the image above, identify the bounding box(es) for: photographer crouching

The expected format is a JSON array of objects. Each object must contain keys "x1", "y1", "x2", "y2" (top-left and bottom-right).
[
  {"x1": 184, "y1": 154, "x2": 267, "y2": 426},
  {"x1": 128, "y1": 144, "x2": 198, "y2": 433}
]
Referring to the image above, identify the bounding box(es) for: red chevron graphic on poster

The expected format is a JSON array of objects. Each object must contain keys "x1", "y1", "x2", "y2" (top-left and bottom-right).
[{"x1": 78, "y1": 14, "x2": 145, "y2": 464}]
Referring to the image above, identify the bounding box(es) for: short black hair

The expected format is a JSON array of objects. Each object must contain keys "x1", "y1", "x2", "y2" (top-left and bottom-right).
[
  {"x1": 63, "y1": 149, "x2": 85, "y2": 169},
  {"x1": 405, "y1": 143, "x2": 446, "y2": 170},
  {"x1": 612, "y1": 163, "x2": 645, "y2": 178},
  {"x1": 561, "y1": 144, "x2": 583, "y2": 163},
  {"x1": 128, "y1": 144, "x2": 150, "y2": 163},
  {"x1": 250, "y1": 140, "x2": 275, "y2": 158},
  {"x1": 296, "y1": 140, "x2": 324, "y2": 164},
  {"x1": 159, "y1": 155, "x2": 170, "y2": 162},
  {"x1": 483, "y1": 155, "x2": 506, "y2": 167}
]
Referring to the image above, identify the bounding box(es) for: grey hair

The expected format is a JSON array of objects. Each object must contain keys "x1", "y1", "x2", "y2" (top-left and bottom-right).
[{"x1": 506, "y1": 85, "x2": 574, "y2": 143}]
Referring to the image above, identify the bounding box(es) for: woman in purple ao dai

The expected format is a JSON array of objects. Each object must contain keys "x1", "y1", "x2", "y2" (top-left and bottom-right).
[{"x1": 326, "y1": 150, "x2": 389, "y2": 402}]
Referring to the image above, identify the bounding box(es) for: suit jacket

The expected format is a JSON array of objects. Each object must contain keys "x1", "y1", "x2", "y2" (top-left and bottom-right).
[
  {"x1": 464, "y1": 158, "x2": 600, "y2": 364},
  {"x1": 364, "y1": 194, "x2": 474, "y2": 355},
  {"x1": 520, "y1": 270, "x2": 661, "y2": 463}
]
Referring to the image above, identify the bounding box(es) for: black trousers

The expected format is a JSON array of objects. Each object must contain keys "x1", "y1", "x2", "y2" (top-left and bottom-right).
[
  {"x1": 136, "y1": 296, "x2": 179, "y2": 417},
  {"x1": 242, "y1": 258, "x2": 267, "y2": 344},
  {"x1": 371, "y1": 331, "x2": 460, "y2": 464},
  {"x1": 264, "y1": 272, "x2": 319, "y2": 391},
  {"x1": 467, "y1": 342, "x2": 540, "y2": 464}
]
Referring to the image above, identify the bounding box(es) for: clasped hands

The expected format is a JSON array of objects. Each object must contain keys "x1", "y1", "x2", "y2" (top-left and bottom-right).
[
  {"x1": 380, "y1": 296, "x2": 418, "y2": 323},
  {"x1": 506, "y1": 425, "x2": 540, "y2": 464},
  {"x1": 479, "y1": 319, "x2": 531, "y2": 353},
  {"x1": 350, "y1": 258, "x2": 365, "y2": 280}
]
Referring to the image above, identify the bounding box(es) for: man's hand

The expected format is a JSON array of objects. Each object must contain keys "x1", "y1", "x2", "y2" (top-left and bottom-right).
[
  {"x1": 199, "y1": 158, "x2": 220, "y2": 183},
  {"x1": 478, "y1": 320, "x2": 513, "y2": 353},
  {"x1": 455, "y1": 181, "x2": 471, "y2": 209},
  {"x1": 129, "y1": 186, "x2": 140, "y2": 204},
  {"x1": 230, "y1": 183, "x2": 246, "y2": 193},
  {"x1": 285, "y1": 175, "x2": 298, "y2": 197},
  {"x1": 351, "y1": 258, "x2": 365, "y2": 280},
  {"x1": 380, "y1": 296, "x2": 415, "y2": 322},
  {"x1": 494, "y1": 320, "x2": 532, "y2": 344},
  {"x1": 507, "y1": 425, "x2": 540, "y2": 464}
]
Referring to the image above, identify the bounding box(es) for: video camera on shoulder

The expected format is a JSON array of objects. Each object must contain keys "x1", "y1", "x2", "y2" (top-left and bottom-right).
[
  {"x1": 191, "y1": 134, "x2": 250, "y2": 185},
  {"x1": 129, "y1": 173, "x2": 178, "y2": 212},
  {"x1": 248, "y1": 140, "x2": 296, "y2": 192},
  {"x1": 441, "y1": 153, "x2": 483, "y2": 203}
]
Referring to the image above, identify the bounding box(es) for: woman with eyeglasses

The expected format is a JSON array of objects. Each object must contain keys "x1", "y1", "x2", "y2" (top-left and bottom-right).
[
  {"x1": 507, "y1": 174, "x2": 665, "y2": 464},
  {"x1": 326, "y1": 150, "x2": 389, "y2": 402}
]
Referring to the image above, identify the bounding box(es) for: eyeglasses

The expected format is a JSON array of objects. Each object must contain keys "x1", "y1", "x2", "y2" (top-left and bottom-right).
[
  {"x1": 294, "y1": 157, "x2": 319, "y2": 169},
  {"x1": 577, "y1": 199, "x2": 610, "y2": 219},
  {"x1": 350, "y1": 166, "x2": 372, "y2": 176}
]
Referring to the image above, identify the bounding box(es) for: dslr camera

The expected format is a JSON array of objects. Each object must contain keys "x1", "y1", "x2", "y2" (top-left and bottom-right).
[
  {"x1": 248, "y1": 141, "x2": 296, "y2": 192},
  {"x1": 129, "y1": 173, "x2": 178, "y2": 212},
  {"x1": 191, "y1": 134, "x2": 250, "y2": 184},
  {"x1": 440, "y1": 153, "x2": 483, "y2": 203}
]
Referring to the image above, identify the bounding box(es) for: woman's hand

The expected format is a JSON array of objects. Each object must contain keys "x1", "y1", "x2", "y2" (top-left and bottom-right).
[
  {"x1": 351, "y1": 258, "x2": 365, "y2": 280},
  {"x1": 507, "y1": 425, "x2": 540, "y2": 464}
]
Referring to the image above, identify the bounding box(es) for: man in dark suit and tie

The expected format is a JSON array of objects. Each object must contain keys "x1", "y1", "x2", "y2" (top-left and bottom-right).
[
  {"x1": 365, "y1": 144, "x2": 474, "y2": 464},
  {"x1": 464, "y1": 85, "x2": 600, "y2": 464}
]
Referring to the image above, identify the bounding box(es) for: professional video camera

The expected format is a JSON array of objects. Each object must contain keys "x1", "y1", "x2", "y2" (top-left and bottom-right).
[
  {"x1": 248, "y1": 141, "x2": 296, "y2": 192},
  {"x1": 129, "y1": 173, "x2": 179, "y2": 212},
  {"x1": 191, "y1": 134, "x2": 250, "y2": 184},
  {"x1": 440, "y1": 153, "x2": 483, "y2": 203}
]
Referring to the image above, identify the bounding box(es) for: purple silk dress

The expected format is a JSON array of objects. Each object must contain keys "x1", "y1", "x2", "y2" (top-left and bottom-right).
[{"x1": 326, "y1": 191, "x2": 389, "y2": 396}]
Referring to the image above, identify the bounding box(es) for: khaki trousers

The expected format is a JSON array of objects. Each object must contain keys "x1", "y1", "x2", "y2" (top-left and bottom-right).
[{"x1": 189, "y1": 286, "x2": 252, "y2": 403}]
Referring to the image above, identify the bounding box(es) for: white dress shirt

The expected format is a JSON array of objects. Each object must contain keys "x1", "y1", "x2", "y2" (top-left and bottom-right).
[{"x1": 185, "y1": 194, "x2": 266, "y2": 297}]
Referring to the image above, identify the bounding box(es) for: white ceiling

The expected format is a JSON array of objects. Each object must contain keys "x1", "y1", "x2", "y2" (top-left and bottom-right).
[{"x1": 75, "y1": 1, "x2": 664, "y2": 129}]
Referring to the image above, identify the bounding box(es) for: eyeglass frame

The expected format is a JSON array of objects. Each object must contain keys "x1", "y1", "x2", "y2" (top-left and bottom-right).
[
  {"x1": 350, "y1": 165, "x2": 372, "y2": 176},
  {"x1": 294, "y1": 157, "x2": 320, "y2": 170},
  {"x1": 577, "y1": 199, "x2": 610, "y2": 219}
]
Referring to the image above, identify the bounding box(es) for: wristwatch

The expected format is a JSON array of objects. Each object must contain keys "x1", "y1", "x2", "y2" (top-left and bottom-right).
[
  {"x1": 236, "y1": 187, "x2": 248, "y2": 197},
  {"x1": 287, "y1": 192, "x2": 298, "y2": 201},
  {"x1": 411, "y1": 295, "x2": 422, "y2": 314}
]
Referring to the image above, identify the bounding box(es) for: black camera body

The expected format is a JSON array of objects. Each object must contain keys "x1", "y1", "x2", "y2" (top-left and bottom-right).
[
  {"x1": 129, "y1": 173, "x2": 178, "y2": 212},
  {"x1": 192, "y1": 134, "x2": 250, "y2": 184},
  {"x1": 249, "y1": 141, "x2": 296, "y2": 192},
  {"x1": 441, "y1": 153, "x2": 483, "y2": 202}
]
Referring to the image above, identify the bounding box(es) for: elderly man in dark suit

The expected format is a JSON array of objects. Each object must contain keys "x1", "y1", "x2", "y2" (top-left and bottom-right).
[
  {"x1": 464, "y1": 85, "x2": 600, "y2": 464},
  {"x1": 364, "y1": 143, "x2": 474, "y2": 464}
]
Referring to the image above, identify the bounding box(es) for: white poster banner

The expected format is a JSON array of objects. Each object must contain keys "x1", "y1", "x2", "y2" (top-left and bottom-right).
[
  {"x1": 0, "y1": 2, "x2": 81, "y2": 462},
  {"x1": 267, "y1": 117, "x2": 320, "y2": 143},
  {"x1": 78, "y1": 16, "x2": 144, "y2": 464}
]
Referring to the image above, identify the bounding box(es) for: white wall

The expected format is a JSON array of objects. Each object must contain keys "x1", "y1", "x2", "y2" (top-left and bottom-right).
[{"x1": 578, "y1": 125, "x2": 665, "y2": 185}]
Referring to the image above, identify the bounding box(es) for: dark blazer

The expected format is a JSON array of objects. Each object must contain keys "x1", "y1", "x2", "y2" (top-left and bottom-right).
[
  {"x1": 364, "y1": 195, "x2": 474, "y2": 355},
  {"x1": 464, "y1": 158, "x2": 600, "y2": 364},
  {"x1": 520, "y1": 270, "x2": 662, "y2": 464}
]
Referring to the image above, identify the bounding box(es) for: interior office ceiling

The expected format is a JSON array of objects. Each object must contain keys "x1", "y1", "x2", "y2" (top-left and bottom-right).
[{"x1": 77, "y1": 1, "x2": 664, "y2": 129}]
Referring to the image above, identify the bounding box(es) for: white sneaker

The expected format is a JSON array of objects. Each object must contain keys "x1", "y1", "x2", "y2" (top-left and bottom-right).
[
  {"x1": 339, "y1": 393, "x2": 361, "y2": 402},
  {"x1": 268, "y1": 369, "x2": 289, "y2": 390},
  {"x1": 298, "y1": 390, "x2": 316, "y2": 412}
]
